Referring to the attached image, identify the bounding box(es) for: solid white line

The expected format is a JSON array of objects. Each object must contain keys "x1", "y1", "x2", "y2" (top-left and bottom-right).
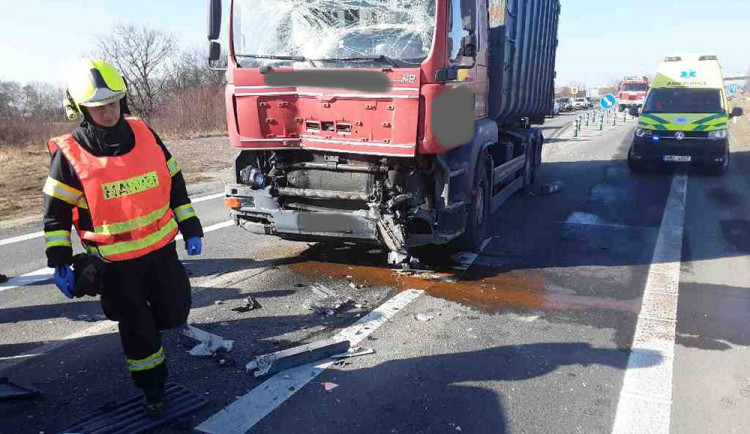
[
  {"x1": 612, "y1": 174, "x2": 687, "y2": 434},
  {"x1": 192, "y1": 193, "x2": 224, "y2": 204},
  {"x1": 195, "y1": 289, "x2": 425, "y2": 434},
  {"x1": 0, "y1": 192, "x2": 225, "y2": 247},
  {"x1": 0, "y1": 231, "x2": 44, "y2": 247},
  {"x1": 0, "y1": 220, "x2": 235, "y2": 293}
]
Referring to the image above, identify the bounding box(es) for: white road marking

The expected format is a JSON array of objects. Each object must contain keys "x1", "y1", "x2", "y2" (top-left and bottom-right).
[
  {"x1": 192, "y1": 192, "x2": 225, "y2": 204},
  {"x1": 0, "y1": 192, "x2": 225, "y2": 247},
  {"x1": 0, "y1": 220, "x2": 235, "y2": 293},
  {"x1": 612, "y1": 174, "x2": 687, "y2": 434},
  {"x1": 0, "y1": 231, "x2": 44, "y2": 247},
  {"x1": 195, "y1": 289, "x2": 425, "y2": 434}
]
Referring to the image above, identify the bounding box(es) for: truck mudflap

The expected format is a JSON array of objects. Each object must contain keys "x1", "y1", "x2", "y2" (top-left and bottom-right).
[{"x1": 225, "y1": 184, "x2": 381, "y2": 243}]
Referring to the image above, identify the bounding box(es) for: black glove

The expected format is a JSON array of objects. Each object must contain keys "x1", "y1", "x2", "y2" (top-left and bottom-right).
[{"x1": 72, "y1": 254, "x2": 106, "y2": 298}]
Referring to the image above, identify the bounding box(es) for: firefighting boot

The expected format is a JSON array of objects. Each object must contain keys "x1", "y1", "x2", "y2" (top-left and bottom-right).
[{"x1": 143, "y1": 385, "x2": 168, "y2": 418}]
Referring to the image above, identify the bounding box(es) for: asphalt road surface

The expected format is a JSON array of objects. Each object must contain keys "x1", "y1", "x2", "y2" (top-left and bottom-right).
[{"x1": 1, "y1": 110, "x2": 748, "y2": 434}]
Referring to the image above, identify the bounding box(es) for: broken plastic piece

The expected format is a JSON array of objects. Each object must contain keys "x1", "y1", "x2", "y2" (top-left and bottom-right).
[
  {"x1": 322, "y1": 382, "x2": 338, "y2": 392},
  {"x1": 416, "y1": 313, "x2": 434, "y2": 322},
  {"x1": 180, "y1": 325, "x2": 234, "y2": 357},
  {"x1": 247, "y1": 339, "x2": 351, "y2": 377},
  {"x1": 0, "y1": 377, "x2": 40, "y2": 401},
  {"x1": 231, "y1": 296, "x2": 261, "y2": 313},
  {"x1": 61, "y1": 383, "x2": 206, "y2": 434}
]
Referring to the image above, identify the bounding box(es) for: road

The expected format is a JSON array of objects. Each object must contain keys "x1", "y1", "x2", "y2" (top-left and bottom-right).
[{"x1": 1, "y1": 110, "x2": 748, "y2": 434}]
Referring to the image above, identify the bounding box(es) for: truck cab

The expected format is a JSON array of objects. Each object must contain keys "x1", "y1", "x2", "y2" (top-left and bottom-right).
[
  {"x1": 628, "y1": 54, "x2": 743, "y2": 175},
  {"x1": 209, "y1": 0, "x2": 560, "y2": 263},
  {"x1": 618, "y1": 76, "x2": 649, "y2": 112}
]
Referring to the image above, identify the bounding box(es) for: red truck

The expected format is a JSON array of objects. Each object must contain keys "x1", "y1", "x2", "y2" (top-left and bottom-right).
[
  {"x1": 618, "y1": 76, "x2": 649, "y2": 112},
  {"x1": 209, "y1": 0, "x2": 561, "y2": 264}
]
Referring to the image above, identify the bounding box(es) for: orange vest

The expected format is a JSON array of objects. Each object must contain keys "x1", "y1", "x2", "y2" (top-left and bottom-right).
[{"x1": 48, "y1": 117, "x2": 178, "y2": 261}]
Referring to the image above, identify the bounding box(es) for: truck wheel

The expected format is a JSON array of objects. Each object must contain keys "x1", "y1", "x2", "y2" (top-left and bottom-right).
[{"x1": 452, "y1": 152, "x2": 491, "y2": 252}]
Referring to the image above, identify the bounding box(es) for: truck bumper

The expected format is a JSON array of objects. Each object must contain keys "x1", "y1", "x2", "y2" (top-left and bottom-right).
[{"x1": 225, "y1": 184, "x2": 381, "y2": 244}]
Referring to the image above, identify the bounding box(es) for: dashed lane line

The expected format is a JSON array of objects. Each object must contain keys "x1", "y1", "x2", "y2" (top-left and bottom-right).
[
  {"x1": 611, "y1": 174, "x2": 687, "y2": 434},
  {"x1": 0, "y1": 220, "x2": 235, "y2": 293},
  {"x1": 195, "y1": 289, "x2": 426, "y2": 434},
  {"x1": 0, "y1": 192, "x2": 225, "y2": 247}
]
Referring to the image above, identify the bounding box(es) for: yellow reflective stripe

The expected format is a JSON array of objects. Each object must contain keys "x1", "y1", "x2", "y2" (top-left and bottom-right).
[
  {"x1": 45, "y1": 230, "x2": 72, "y2": 248},
  {"x1": 43, "y1": 177, "x2": 82, "y2": 206},
  {"x1": 94, "y1": 204, "x2": 170, "y2": 236},
  {"x1": 167, "y1": 157, "x2": 181, "y2": 177},
  {"x1": 78, "y1": 197, "x2": 89, "y2": 210},
  {"x1": 126, "y1": 347, "x2": 165, "y2": 372},
  {"x1": 96, "y1": 219, "x2": 178, "y2": 258},
  {"x1": 173, "y1": 204, "x2": 196, "y2": 223}
]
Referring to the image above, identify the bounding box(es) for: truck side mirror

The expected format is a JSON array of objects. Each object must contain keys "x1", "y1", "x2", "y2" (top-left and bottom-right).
[
  {"x1": 208, "y1": 0, "x2": 222, "y2": 41},
  {"x1": 462, "y1": 35, "x2": 477, "y2": 58},
  {"x1": 730, "y1": 107, "x2": 744, "y2": 118},
  {"x1": 629, "y1": 107, "x2": 640, "y2": 117}
]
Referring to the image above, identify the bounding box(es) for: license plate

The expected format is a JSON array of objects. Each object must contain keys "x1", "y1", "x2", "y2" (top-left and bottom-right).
[{"x1": 663, "y1": 155, "x2": 691, "y2": 162}]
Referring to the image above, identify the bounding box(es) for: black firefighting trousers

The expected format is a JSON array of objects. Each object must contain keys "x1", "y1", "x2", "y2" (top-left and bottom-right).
[{"x1": 99, "y1": 242, "x2": 191, "y2": 390}]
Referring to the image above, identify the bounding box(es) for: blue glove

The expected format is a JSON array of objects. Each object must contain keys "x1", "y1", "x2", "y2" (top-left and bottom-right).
[
  {"x1": 186, "y1": 237, "x2": 202, "y2": 256},
  {"x1": 53, "y1": 265, "x2": 75, "y2": 299}
]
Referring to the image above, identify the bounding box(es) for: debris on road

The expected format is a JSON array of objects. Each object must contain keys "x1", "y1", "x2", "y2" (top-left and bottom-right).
[
  {"x1": 322, "y1": 382, "x2": 339, "y2": 392},
  {"x1": 310, "y1": 284, "x2": 335, "y2": 298},
  {"x1": 181, "y1": 324, "x2": 235, "y2": 357},
  {"x1": 213, "y1": 348, "x2": 236, "y2": 367},
  {"x1": 76, "y1": 314, "x2": 106, "y2": 323},
  {"x1": 0, "y1": 274, "x2": 7, "y2": 283},
  {"x1": 541, "y1": 180, "x2": 564, "y2": 195},
  {"x1": 246, "y1": 339, "x2": 351, "y2": 377},
  {"x1": 0, "y1": 378, "x2": 41, "y2": 401},
  {"x1": 304, "y1": 284, "x2": 355, "y2": 316},
  {"x1": 231, "y1": 296, "x2": 261, "y2": 313},
  {"x1": 415, "y1": 313, "x2": 435, "y2": 322},
  {"x1": 213, "y1": 300, "x2": 224, "y2": 305},
  {"x1": 331, "y1": 347, "x2": 376, "y2": 359}
]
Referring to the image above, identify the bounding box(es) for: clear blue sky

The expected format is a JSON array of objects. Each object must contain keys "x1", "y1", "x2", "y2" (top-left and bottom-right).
[{"x1": 1, "y1": 0, "x2": 748, "y2": 87}]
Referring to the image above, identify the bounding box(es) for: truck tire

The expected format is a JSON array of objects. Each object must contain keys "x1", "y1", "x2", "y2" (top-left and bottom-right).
[{"x1": 451, "y1": 152, "x2": 491, "y2": 252}]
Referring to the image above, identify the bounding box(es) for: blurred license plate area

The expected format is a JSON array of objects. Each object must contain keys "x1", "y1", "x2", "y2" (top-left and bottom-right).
[{"x1": 663, "y1": 155, "x2": 691, "y2": 162}]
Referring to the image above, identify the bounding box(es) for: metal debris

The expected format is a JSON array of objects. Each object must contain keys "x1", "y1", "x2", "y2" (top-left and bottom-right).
[
  {"x1": 231, "y1": 296, "x2": 261, "y2": 313},
  {"x1": 415, "y1": 313, "x2": 435, "y2": 322},
  {"x1": 181, "y1": 324, "x2": 235, "y2": 357},
  {"x1": 311, "y1": 284, "x2": 335, "y2": 298},
  {"x1": 541, "y1": 180, "x2": 564, "y2": 195},
  {"x1": 330, "y1": 347, "x2": 376, "y2": 359},
  {"x1": 247, "y1": 339, "x2": 351, "y2": 377}
]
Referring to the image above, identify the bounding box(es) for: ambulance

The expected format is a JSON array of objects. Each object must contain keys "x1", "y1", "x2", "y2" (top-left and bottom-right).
[{"x1": 627, "y1": 54, "x2": 744, "y2": 174}]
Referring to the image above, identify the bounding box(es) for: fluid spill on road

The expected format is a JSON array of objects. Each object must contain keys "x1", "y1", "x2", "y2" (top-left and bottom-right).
[{"x1": 289, "y1": 250, "x2": 640, "y2": 315}]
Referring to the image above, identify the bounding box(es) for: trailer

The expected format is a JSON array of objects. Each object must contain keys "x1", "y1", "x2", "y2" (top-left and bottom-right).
[{"x1": 209, "y1": 0, "x2": 561, "y2": 263}]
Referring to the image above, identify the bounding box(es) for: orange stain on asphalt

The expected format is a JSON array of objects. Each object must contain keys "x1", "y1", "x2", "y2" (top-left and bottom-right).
[{"x1": 289, "y1": 260, "x2": 640, "y2": 314}]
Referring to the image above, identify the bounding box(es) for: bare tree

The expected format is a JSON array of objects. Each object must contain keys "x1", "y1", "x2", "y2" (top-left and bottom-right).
[{"x1": 95, "y1": 23, "x2": 178, "y2": 121}]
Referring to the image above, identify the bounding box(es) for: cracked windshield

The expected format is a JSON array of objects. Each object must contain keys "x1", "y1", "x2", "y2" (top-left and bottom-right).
[{"x1": 1, "y1": 0, "x2": 749, "y2": 433}]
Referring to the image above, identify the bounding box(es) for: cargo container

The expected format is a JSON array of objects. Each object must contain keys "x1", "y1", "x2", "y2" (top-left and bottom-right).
[{"x1": 209, "y1": 0, "x2": 561, "y2": 264}]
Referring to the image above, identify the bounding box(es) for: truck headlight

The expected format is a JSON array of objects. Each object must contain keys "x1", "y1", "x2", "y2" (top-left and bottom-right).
[
  {"x1": 707, "y1": 129, "x2": 728, "y2": 140},
  {"x1": 635, "y1": 128, "x2": 652, "y2": 138}
]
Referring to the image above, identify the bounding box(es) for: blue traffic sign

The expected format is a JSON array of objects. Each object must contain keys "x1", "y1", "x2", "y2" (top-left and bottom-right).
[
  {"x1": 601, "y1": 94, "x2": 617, "y2": 109},
  {"x1": 729, "y1": 84, "x2": 738, "y2": 95}
]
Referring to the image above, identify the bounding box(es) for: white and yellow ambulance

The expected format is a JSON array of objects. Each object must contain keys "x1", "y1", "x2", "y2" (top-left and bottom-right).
[{"x1": 628, "y1": 54, "x2": 744, "y2": 174}]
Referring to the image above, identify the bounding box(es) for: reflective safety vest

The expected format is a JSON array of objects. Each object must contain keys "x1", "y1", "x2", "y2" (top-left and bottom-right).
[{"x1": 48, "y1": 118, "x2": 178, "y2": 262}]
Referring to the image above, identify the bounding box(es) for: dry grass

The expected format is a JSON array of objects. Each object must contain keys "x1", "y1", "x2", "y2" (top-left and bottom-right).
[{"x1": 0, "y1": 135, "x2": 235, "y2": 223}]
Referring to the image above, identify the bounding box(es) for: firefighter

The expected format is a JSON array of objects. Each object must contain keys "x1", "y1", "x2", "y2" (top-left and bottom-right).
[{"x1": 43, "y1": 59, "x2": 203, "y2": 416}]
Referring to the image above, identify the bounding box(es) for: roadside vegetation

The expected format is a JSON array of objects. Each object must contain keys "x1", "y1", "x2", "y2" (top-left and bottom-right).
[{"x1": 0, "y1": 24, "x2": 231, "y2": 223}]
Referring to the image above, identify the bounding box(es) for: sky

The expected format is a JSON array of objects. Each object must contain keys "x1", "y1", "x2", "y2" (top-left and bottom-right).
[{"x1": 0, "y1": 0, "x2": 748, "y2": 88}]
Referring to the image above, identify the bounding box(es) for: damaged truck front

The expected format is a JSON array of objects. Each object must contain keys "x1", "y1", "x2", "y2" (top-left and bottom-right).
[{"x1": 209, "y1": 0, "x2": 561, "y2": 263}]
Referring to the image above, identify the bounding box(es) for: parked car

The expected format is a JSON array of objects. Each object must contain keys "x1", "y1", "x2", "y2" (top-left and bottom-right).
[
  {"x1": 573, "y1": 98, "x2": 588, "y2": 110},
  {"x1": 585, "y1": 97, "x2": 594, "y2": 108},
  {"x1": 551, "y1": 99, "x2": 562, "y2": 115},
  {"x1": 558, "y1": 97, "x2": 573, "y2": 111}
]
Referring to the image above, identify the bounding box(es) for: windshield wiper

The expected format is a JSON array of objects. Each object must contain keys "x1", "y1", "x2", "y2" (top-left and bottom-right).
[
  {"x1": 316, "y1": 55, "x2": 400, "y2": 69},
  {"x1": 235, "y1": 54, "x2": 308, "y2": 62}
]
